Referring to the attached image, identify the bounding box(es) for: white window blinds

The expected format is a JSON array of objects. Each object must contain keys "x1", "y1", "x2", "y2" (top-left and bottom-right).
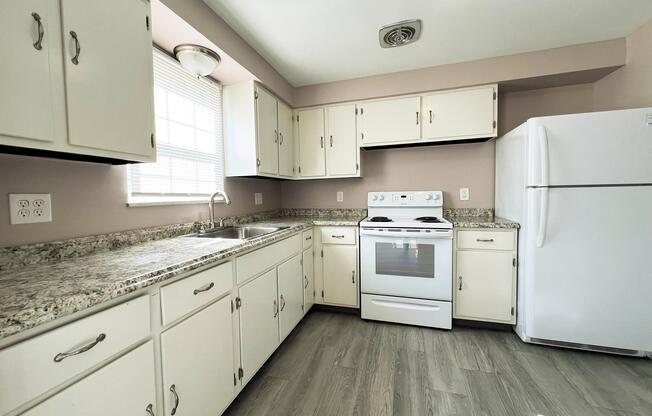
[{"x1": 127, "y1": 48, "x2": 224, "y2": 205}]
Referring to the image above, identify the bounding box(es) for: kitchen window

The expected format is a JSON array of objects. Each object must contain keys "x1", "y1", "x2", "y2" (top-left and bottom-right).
[{"x1": 127, "y1": 48, "x2": 224, "y2": 206}]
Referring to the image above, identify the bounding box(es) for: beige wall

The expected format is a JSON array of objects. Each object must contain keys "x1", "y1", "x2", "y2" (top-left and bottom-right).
[
  {"x1": 293, "y1": 39, "x2": 625, "y2": 107},
  {"x1": 0, "y1": 155, "x2": 281, "y2": 247},
  {"x1": 594, "y1": 18, "x2": 652, "y2": 111}
]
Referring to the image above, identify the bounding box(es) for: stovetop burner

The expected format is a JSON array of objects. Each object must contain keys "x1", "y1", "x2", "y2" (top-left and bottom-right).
[
  {"x1": 415, "y1": 216, "x2": 443, "y2": 223},
  {"x1": 369, "y1": 216, "x2": 392, "y2": 222}
]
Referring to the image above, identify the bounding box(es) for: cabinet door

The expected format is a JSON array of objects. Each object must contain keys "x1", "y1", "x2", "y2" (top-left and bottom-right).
[
  {"x1": 255, "y1": 86, "x2": 279, "y2": 175},
  {"x1": 278, "y1": 100, "x2": 294, "y2": 177},
  {"x1": 323, "y1": 245, "x2": 358, "y2": 307},
  {"x1": 303, "y1": 247, "x2": 315, "y2": 313},
  {"x1": 277, "y1": 254, "x2": 303, "y2": 341},
  {"x1": 0, "y1": 1, "x2": 64, "y2": 144},
  {"x1": 298, "y1": 108, "x2": 325, "y2": 177},
  {"x1": 60, "y1": 0, "x2": 155, "y2": 158},
  {"x1": 326, "y1": 104, "x2": 358, "y2": 176},
  {"x1": 238, "y1": 269, "x2": 279, "y2": 383},
  {"x1": 161, "y1": 297, "x2": 236, "y2": 416},
  {"x1": 23, "y1": 342, "x2": 156, "y2": 416},
  {"x1": 358, "y1": 96, "x2": 421, "y2": 145},
  {"x1": 422, "y1": 86, "x2": 496, "y2": 140},
  {"x1": 455, "y1": 250, "x2": 514, "y2": 323}
]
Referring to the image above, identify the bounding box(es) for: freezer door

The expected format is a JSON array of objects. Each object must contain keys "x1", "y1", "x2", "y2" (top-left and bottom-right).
[
  {"x1": 521, "y1": 186, "x2": 652, "y2": 351},
  {"x1": 527, "y1": 108, "x2": 652, "y2": 187}
]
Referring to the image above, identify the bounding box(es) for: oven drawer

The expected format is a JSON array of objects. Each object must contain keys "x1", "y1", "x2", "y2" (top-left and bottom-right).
[
  {"x1": 321, "y1": 227, "x2": 356, "y2": 245},
  {"x1": 457, "y1": 230, "x2": 514, "y2": 251},
  {"x1": 361, "y1": 294, "x2": 451, "y2": 329}
]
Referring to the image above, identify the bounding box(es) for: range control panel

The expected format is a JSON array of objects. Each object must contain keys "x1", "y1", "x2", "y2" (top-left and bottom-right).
[{"x1": 367, "y1": 191, "x2": 443, "y2": 207}]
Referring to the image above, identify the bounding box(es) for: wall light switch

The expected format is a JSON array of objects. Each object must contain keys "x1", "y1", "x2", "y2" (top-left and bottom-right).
[
  {"x1": 459, "y1": 188, "x2": 470, "y2": 201},
  {"x1": 254, "y1": 192, "x2": 263, "y2": 205},
  {"x1": 336, "y1": 191, "x2": 344, "y2": 202},
  {"x1": 9, "y1": 193, "x2": 52, "y2": 224}
]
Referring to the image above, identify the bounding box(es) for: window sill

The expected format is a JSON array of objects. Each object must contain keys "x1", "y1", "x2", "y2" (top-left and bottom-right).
[{"x1": 127, "y1": 197, "x2": 220, "y2": 207}]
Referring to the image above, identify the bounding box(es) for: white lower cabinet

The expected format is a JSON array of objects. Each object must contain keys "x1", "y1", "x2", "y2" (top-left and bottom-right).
[
  {"x1": 278, "y1": 254, "x2": 304, "y2": 341},
  {"x1": 23, "y1": 342, "x2": 156, "y2": 416},
  {"x1": 315, "y1": 226, "x2": 359, "y2": 308},
  {"x1": 238, "y1": 269, "x2": 280, "y2": 384},
  {"x1": 302, "y1": 247, "x2": 315, "y2": 313},
  {"x1": 161, "y1": 296, "x2": 236, "y2": 416},
  {"x1": 454, "y1": 228, "x2": 517, "y2": 324}
]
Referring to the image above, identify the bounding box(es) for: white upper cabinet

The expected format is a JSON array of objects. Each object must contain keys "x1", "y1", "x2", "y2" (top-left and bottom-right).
[
  {"x1": 326, "y1": 103, "x2": 358, "y2": 176},
  {"x1": 277, "y1": 100, "x2": 294, "y2": 177},
  {"x1": 357, "y1": 96, "x2": 421, "y2": 145},
  {"x1": 60, "y1": 0, "x2": 155, "y2": 159},
  {"x1": 0, "y1": 1, "x2": 65, "y2": 146},
  {"x1": 255, "y1": 85, "x2": 279, "y2": 175},
  {"x1": 297, "y1": 107, "x2": 326, "y2": 177},
  {"x1": 422, "y1": 85, "x2": 497, "y2": 141}
]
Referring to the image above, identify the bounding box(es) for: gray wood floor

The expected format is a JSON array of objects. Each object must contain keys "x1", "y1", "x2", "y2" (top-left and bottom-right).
[{"x1": 224, "y1": 310, "x2": 652, "y2": 416}]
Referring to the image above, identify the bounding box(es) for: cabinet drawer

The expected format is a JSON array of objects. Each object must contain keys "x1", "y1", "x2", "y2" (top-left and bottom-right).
[
  {"x1": 320, "y1": 227, "x2": 356, "y2": 245},
  {"x1": 457, "y1": 230, "x2": 514, "y2": 250},
  {"x1": 302, "y1": 229, "x2": 314, "y2": 248},
  {"x1": 236, "y1": 235, "x2": 301, "y2": 284},
  {"x1": 0, "y1": 296, "x2": 150, "y2": 415},
  {"x1": 161, "y1": 261, "x2": 233, "y2": 325}
]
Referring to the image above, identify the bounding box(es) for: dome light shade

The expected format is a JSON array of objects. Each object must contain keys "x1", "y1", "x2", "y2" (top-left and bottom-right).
[{"x1": 173, "y1": 44, "x2": 221, "y2": 77}]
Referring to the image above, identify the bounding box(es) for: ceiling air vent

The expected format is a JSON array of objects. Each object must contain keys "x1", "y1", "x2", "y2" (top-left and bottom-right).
[{"x1": 379, "y1": 19, "x2": 421, "y2": 48}]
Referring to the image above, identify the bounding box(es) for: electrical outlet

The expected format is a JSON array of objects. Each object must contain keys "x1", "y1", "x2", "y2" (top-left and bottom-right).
[
  {"x1": 9, "y1": 193, "x2": 52, "y2": 224},
  {"x1": 254, "y1": 192, "x2": 263, "y2": 205},
  {"x1": 459, "y1": 188, "x2": 470, "y2": 201},
  {"x1": 336, "y1": 191, "x2": 344, "y2": 202}
]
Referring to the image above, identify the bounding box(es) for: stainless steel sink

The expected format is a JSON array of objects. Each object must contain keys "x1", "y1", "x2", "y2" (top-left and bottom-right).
[{"x1": 189, "y1": 226, "x2": 288, "y2": 240}]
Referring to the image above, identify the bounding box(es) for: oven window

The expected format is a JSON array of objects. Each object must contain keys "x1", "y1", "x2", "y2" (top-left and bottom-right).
[{"x1": 375, "y1": 241, "x2": 435, "y2": 278}]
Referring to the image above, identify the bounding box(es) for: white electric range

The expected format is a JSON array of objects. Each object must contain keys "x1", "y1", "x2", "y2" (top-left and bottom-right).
[{"x1": 360, "y1": 191, "x2": 453, "y2": 329}]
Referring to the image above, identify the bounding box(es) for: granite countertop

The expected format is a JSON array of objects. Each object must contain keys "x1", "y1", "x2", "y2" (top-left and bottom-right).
[
  {"x1": 448, "y1": 216, "x2": 520, "y2": 229},
  {"x1": 0, "y1": 215, "x2": 363, "y2": 341}
]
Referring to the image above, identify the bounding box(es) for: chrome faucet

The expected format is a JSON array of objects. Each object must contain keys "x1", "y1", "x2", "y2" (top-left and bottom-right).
[{"x1": 208, "y1": 190, "x2": 231, "y2": 229}]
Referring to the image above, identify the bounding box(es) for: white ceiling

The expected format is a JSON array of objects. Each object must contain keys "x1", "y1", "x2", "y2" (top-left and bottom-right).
[{"x1": 202, "y1": 0, "x2": 652, "y2": 87}]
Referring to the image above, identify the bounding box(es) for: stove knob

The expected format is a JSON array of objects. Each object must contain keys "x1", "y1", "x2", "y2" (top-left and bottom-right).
[
  {"x1": 371, "y1": 194, "x2": 378, "y2": 201},
  {"x1": 424, "y1": 194, "x2": 432, "y2": 200},
  {"x1": 379, "y1": 195, "x2": 385, "y2": 201},
  {"x1": 433, "y1": 193, "x2": 441, "y2": 200}
]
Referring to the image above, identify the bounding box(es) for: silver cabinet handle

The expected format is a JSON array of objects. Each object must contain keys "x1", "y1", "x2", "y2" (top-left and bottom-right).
[
  {"x1": 69, "y1": 30, "x2": 80, "y2": 65},
  {"x1": 193, "y1": 282, "x2": 214, "y2": 295},
  {"x1": 332, "y1": 234, "x2": 344, "y2": 239},
  {"x1": 169, "y1": 384, "x2": 180, "y2": 415},
  {"x1": 304, "y1": 275, "x2": 308, "y2": 288},
  {"x1": 352, "y1": 270, "x2": 355, "y2": 284},
  {"x1": 416, "y1": 111, "x2": 419, "y2": 125},
  {"x1": 32, "y1": 13, "x2": 44, "y2": 50},
  {"x1": 429, "y1": 110, "x2": 433, "y2": 123},
  {"x1": 458, "y1": 276, "x2": 463, "y2": 291},
  {"x1": 305, "y1": 235, "x2": 312, "y2": 240},
  {"x1": 476, "y1": 238, "x2": 495, "y2": 242},
  {"x1": 279, "y1": 132, "x2": 283, "y2": 145},
  {"x1": 330, "y1": 135, "x2": 333, "y2": 147},
  {"x1": 274, "y1": 129, "x2": 278, "y2": 143},
  {"x1": 320, "y1": 136, "x2": 324, "y2": 148},
  {"x1": 273, "y1": 299, "x2": 278, "y2": 317},
  {"x1": 280, "y1": 294, "x2": 286, "y2": 311},
  {"x1": 145, "y1": 404, "x2": 155, "y2": 416},
  {"x1": 54, "y1": 333, "x2": 106, "y2": 362}
]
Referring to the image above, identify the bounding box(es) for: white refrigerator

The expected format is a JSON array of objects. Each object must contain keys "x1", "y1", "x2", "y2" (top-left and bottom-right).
[{"x1": 495, "y1": 108, "x2": 652, "y2": 355}]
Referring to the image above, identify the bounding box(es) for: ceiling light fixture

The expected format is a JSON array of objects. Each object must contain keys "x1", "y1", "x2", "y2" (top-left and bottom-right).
[
  {"x1": 173, "y1": 44, "x2": 221, "y2": 77},
  {"x1": 379, "y1": 19, "x2": 422, "y2": 48}
]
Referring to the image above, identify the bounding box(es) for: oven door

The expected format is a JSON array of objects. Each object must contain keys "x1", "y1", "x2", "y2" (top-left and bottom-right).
[{"x1": 360, "y1": 229, "x2": 452, "y2": 301}]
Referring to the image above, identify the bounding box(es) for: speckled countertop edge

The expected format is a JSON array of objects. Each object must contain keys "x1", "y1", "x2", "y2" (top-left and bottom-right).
[
  {"x1": 0, "y1": 215, "x2": 364, "y2": 341},
  {"x1": 444, "y1": 208, "x2": 520, "y2": 229}
]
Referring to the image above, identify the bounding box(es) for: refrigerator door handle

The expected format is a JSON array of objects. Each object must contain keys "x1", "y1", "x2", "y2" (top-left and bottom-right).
[
  {"x1": 538, "y1": 125, "x2": 549, "y2": 186},
  {"x1": 536, "y1": 187, "x2": 549, "y2": 247}
]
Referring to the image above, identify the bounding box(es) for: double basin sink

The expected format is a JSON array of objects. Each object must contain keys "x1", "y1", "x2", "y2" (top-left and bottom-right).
[{"x1": 187, "y1": 225, "x2": 289, "y2": 241}]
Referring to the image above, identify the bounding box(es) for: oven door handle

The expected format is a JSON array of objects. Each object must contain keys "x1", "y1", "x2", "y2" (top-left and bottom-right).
[{"x1": 360, "y1": 229, "x2": 452, "y2": 239}]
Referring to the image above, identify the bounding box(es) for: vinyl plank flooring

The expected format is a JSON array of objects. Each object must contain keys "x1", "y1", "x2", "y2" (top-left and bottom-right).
[{"x1": 224, "y1": 311, "x2": 652, "y2": 416}]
